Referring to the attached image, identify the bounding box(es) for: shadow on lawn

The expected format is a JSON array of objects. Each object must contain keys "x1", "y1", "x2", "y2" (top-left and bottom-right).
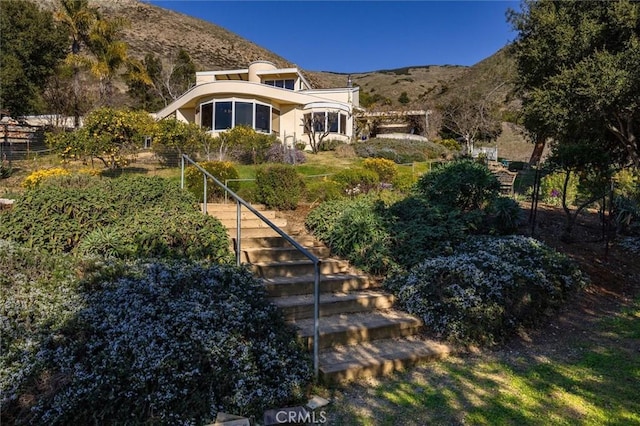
[{"x1": 325, "y1": 297, "x2": 640, "y2": 425}]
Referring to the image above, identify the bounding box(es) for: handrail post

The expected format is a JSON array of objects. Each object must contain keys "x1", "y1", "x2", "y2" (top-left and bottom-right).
[
  {"x1": 225, "y1": 179, "x2": 229, "y2": 204},
  {"x1": 203, "y1": 174, "x2": 207, "y2": 215},
  {"x1": 313, "y1": 261, "x2": 320, "y2": 381},
  {"x1": 236, "y1": 199, "x2": 242, "y2": 266}
]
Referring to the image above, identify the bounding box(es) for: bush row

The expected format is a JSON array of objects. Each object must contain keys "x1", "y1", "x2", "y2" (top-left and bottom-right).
[
  {"x1": 0, "y1": 174, "x2": 231, "y2": 262},
  {"x1": 306, "y1": 160, "x2": 523, "y2": 273}
]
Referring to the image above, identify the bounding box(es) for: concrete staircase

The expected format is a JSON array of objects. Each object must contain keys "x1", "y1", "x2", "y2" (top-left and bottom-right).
[{"x1": 205, "y1": 203, "x2": 451, "y2": 383}]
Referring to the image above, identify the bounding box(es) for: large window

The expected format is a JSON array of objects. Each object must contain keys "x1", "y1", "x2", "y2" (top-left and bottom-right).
[
  {"x1": 303, "y1": 111, "x2": 348, "y2": 135},
  {"x1": 201, "y1": 100, "x2": 272, "y2": 133}
]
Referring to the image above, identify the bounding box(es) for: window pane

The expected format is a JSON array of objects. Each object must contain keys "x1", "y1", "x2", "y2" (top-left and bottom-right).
[
  {"x1": 201, "y1": 103, "x2": 213, "y2": 130},
  {"x1": 235, "y1": 102, "x2": 253, "y2": 127},
  {"x1": 255, "y1": 104, "x2": 270, "y2": 133},
  {"x1": 313, "y1": 112, "x2": 325, "y2": 132},
  {"x1": 265, "y1": 80, "x2": 275, "y2": 86},
  {"x1": 275, "y1": 80, "x2": 284, "y2": 88},
  {"x1": 214, "y1": 102, "x2": 232, "y2": 130},
  {"x1": 340, "y1": 113, "x2": 347, "y2": 135},
  {"x1": 284, "y1": 79, "x2": 295, "y2": 90},
  {"x1": 328, "y1": 112, "x2": 339, "y2": 133}
]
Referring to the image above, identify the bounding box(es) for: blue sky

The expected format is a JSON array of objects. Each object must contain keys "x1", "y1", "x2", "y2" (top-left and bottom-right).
[{"x1": 146, "y1": 1, "x2": 519, "y2": 73}]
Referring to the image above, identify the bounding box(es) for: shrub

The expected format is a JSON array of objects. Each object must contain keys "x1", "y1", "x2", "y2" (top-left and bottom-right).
[
  {"x1": 304, "y1": 178, "x2": 344, "y2": 203},
  {"x1": 487, "y1": 196, "x2": 522, "y2": 235},
  {"x1": 21, "y1": 168, "x2": 70, "y2": 189},
  {"x1": 612, "y1": 195, "x2": 640, "y2": 235},
  {"x1": 385, "y1": 235, "x2": 588, "y2": 345},
  {"x1": 436, "y1": 138, "x2": 462, "y2": 151},
  {"x1": 185, "y1": 161, "x2": 240, "y2": 201},
  {"x1": 0, "y1": 241, "x2": 80, "y2": 422},
  {"x1": 363, "y1": 158, "x2": 398, "y2": 183},
  {"x1": 152, "y1": 118, "x2": 206, "y2": 167},
  {"x1": 352, "y1": 138, "x2": 449, "y2": 163},
  {"x1": 416, "y1": 159, "x2": 500, "y2": 211},
  {"x1": 334, "y1": 144, "x2": 356, "y2": 159},
  {"x1": 306, "y1": 196, "x2": 392, "y2": 274},
  {"x1": 386, "y1": 197, "x2": 477, "y2": 268},
  {"x1": 0, "y1": 175, "x2": 231, "y2": 262},
  {"x1": 0, "y1": 162, "x2": 12, "y2": 179},
  {"x1": 256, "y1": 164, "x2": 305, "y2": 210},
  {"x1": 540, "y1": 171, "x2": 578, "y2": 206},
  {"x1": 220, "y1": 126, "x2": 277, "y2": 165},
  {"x1": 318, "y1": 139, "x2": 344, "y2": 152},
  {"x1": 265, "y1": 143, "x2": 306, "y2": 164},
  {"x1": 4, "y1": 259, "x2": 312, "y2": 424},
  {"x1": 331, "y1": 168, "x2": 379, "y2": 196}
]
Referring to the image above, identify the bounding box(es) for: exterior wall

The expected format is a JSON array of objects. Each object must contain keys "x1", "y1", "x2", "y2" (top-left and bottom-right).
[
  {"x1": 248, "y1": 61, "x2": 277, "y2": 83},
  {"x1": 176, "y1": 108, "x2": 194, "y2": 123}
]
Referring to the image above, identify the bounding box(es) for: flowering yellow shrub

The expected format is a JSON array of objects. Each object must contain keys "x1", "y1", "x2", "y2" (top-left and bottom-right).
[
  {"x1": 362, "y1": 158, "x2": 398, "y2": 183},
  {"x1": 21, "y1": 168, "x2": 70, "y2": 189},
  {"x1": 78, "y1": 167, "x2": 101, "y2": 177}
]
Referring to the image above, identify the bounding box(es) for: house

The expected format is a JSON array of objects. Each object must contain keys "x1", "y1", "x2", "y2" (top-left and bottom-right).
[{"x1": 154, "y1": 61, "x2": 359, "y2": 148}]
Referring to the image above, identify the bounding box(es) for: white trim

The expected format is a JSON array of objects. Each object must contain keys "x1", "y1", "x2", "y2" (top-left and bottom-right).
[{"x1": 303, "y1": 102, "x2": 351, "y2": 113}]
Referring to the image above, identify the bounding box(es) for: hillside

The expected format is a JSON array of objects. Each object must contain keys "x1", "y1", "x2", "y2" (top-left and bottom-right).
[{"x1": 36, "y1": 0, "x2": 531, "y2": 160}]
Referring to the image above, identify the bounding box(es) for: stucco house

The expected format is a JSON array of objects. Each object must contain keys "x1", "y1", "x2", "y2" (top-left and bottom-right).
[{"x1": 154, "y1": 61, "x2": 360, "y2": 148}]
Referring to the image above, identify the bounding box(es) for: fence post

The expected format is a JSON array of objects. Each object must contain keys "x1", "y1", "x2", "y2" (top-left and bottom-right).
[{"x1": 180, "y1": 155, "x2": 185, "y2": 189}]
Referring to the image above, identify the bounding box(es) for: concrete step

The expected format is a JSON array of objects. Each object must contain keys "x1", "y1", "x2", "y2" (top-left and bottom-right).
[
  {"x1": 202, "y1": 203, "x2": 266, "y2": 212},
  {"x1": 319, "y1": 336, "x2": 451, "y2": 383},
  {"x1": 261, "y1": 273, "x2": 378, "y2": 297},
  {"x1": 208, "y1": 210, "x2": 277, "y2": 220},
  {"x1": 217, "y1": 217, "x2": 288, "y2": 229},
  {"x1": 295, "y1": 310, "x2": 423, "y2": 350},
  {"x1": 235, "y1": 235, "x2": 325, "y2": 249},
  {"x1": 250, "y1": 258, "x2": 349, "y2": 279},
  {"x1": 271, "y1": 290, "x2": 395, "y2": 321},
  {"x1": 243, "y1": 246, "x2": 331, "y2": 263},
  {"x1": 226, "y1": 227, "x2": 288, "y2": 238}
]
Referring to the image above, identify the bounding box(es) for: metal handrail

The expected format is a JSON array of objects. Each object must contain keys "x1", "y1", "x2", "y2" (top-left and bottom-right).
[{"x1": 181, "y1": 154, "x2": 322, "y2": 380}]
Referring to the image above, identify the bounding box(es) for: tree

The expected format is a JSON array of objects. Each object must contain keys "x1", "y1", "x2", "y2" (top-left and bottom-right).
[
  {"x1": 152, "y1": 118, "x2": 204, "y2": 166},
  {"x1": 0, "y1": 1, "x2": 67, "y2": 117},
  {"x1": 127, "y1": 50, "x2": 196, "y2": 110},
  {"x1": 509, "y1": 0, "x2": 640, "y2": 168},
  {"x1": 55, "y1": 0, "x2": 99, "y2": 127},
  {"x1": 126, "y1": 53, "x2": 166, "y2": 111},
  {"x1": 302, "y1": 111, "x2": 338, "y2": 154},
  {"x1": 48, "y1": 107, "x2": 155, "y2": 168},
  {"x1": 87, "y1": 17, "x2": 131, "y2": 105},
  {"x1": 398, "y1": 91, "x2": 410, "y2": 105},
  {"x1": 437, "y1": 87, "x2": 502, "y2": 155}
]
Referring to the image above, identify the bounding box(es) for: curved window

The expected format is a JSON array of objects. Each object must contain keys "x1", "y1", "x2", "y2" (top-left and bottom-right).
[
  {"x1": 200, "y1": 99, "x2": 272, "y2": 133},
  {"x1": 303, "y1": 111, "x2": 348, "y2": 135}
]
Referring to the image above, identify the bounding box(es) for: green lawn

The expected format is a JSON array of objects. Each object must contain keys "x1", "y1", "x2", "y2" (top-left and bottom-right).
[{"x1": 324, "y1": 296, "x2": 640, "y2": 425}]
